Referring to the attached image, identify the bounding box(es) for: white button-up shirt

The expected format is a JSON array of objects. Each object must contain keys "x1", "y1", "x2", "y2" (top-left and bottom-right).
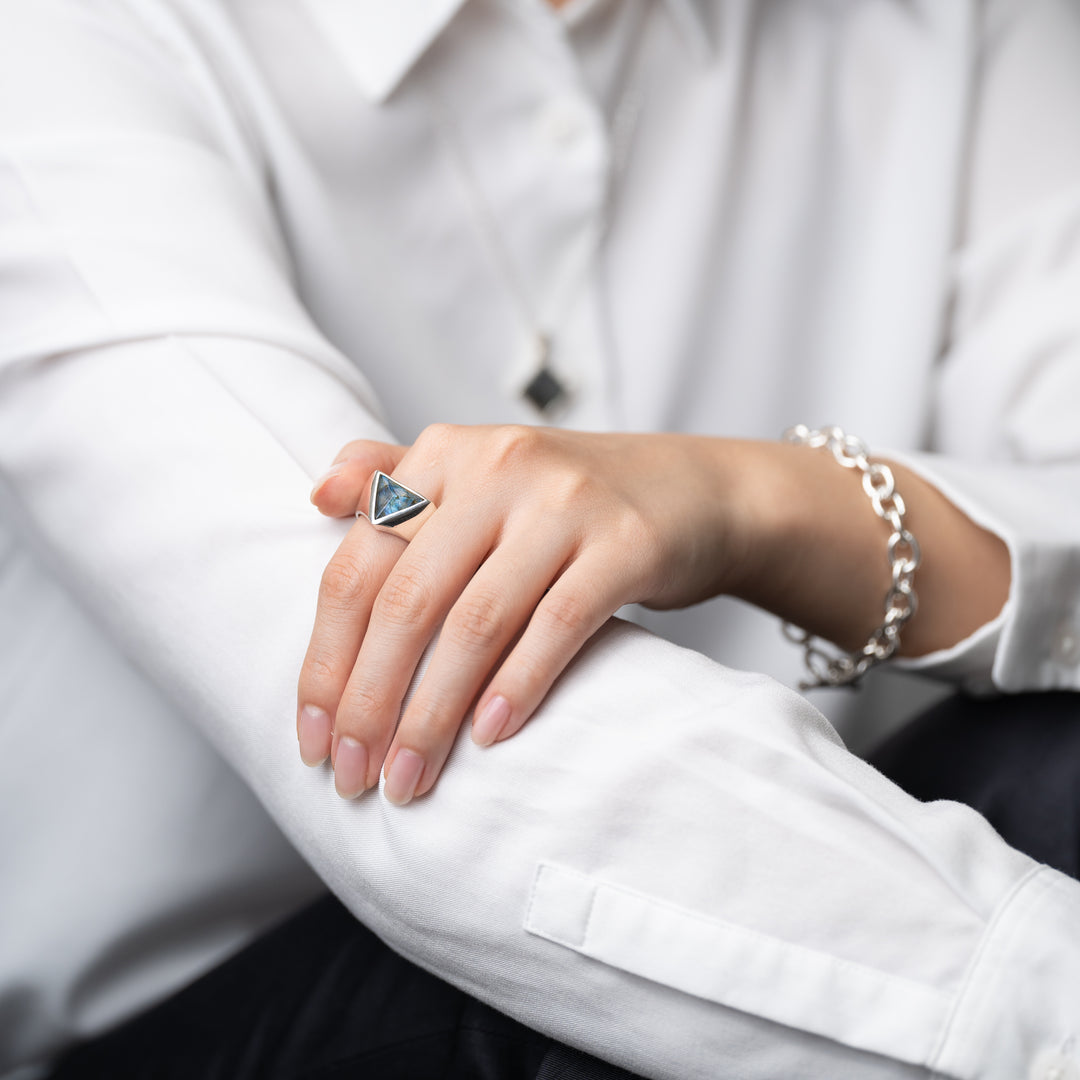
[{"x1": 2, "y1": 1, "x2": 1080, "y2": 1077}]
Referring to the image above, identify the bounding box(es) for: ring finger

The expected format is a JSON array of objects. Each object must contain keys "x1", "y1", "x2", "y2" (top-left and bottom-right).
[{"x1": 381, "y1": 525, "x2": 574, "y2": 804}]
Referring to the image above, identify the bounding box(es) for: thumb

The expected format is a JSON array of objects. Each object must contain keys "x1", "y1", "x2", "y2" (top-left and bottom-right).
[{"x1": 309, "y1": 440, "x2": 408, "y2": 518}]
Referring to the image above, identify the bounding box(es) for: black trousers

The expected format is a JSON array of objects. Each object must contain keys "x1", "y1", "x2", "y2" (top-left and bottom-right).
[{"x1": 50, "y1": 692, "x2": 1080, "y2": 1080}]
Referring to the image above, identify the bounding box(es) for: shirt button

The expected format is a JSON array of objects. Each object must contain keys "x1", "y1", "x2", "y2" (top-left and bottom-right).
[
  {"x1": 1029, "y1": 1050, "x2": 1080, "y2": 1080},
  {"x1": 533, "y1": 95, "x2": 595, "y2": 149},
  {"x1": 1051, "y1": 619, "x2": 1080, "y2": 666}
]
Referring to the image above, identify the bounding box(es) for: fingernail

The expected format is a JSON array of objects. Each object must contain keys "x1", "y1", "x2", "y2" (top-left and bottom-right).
[
  {"x1": 384, "y1": 749, "x2": 425, "y2": 806},
  {"x1": 298, "y1": 705, "x2": 332, "y2": 766},
  {"x1": 334, "y1": 737, "x2": 369, "y2": 799},
  {"x1": 310, "y1": 462, "x2": 347, "y2": 502},
  {"x1": 472, "y1": 695, "x2": 511, "y2": 747}
]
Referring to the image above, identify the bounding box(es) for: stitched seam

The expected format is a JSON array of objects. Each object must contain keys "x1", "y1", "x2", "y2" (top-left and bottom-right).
[
  {"x1": 5, "y1": 154, "x2": 349, "y2": 488},
  {"x1": 169, "y1": 334, "x2": 319, "y2": 484},
  {"x1": 928, "y1": 864, "x2": 1048, "y2": 1070},
  {"x1": 523, "y1": 862, "x2": 547, "y2": 935},
  {"x1": 675, "y1": 674, "x2": 991, "y2": 920},
  {"x1": 581, "y1": 872, "x2": 603, "y2": 945},
  {"x1": 4, "y1": 151, "x2": 120, "y2": 336},
  {"x1": 524, "y1": 863, "x2": 595, "y2": 950},
  {"x1": 532, "y1": 863, "x2": 948, "y2": 1000}
]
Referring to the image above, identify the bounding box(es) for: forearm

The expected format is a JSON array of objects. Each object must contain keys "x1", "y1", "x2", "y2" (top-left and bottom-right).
[
  {"x1": 724, "y1": 439, "x2": 1011, "y2": 658},
  {"x1": 630, "y1": 433, "x2": 1010, "y2": 661}
]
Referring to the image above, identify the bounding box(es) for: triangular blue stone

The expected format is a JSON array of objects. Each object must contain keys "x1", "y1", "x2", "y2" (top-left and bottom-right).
[{"x1": 374, "y1": 473, "x2": 426, "y2": 520}]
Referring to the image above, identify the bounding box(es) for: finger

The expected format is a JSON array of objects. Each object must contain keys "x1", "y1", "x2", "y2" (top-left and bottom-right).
[
  {"x1": 470, "y1": 547, "x2": 629, "y2": 749},
  {"x1": 331, "y1": 438, "x2": 397, "y2": 467},
  {"x1": 381, "y1": 528, "x2": 573, "y2": 804},
  {"x1": 296, "y1": 520, "x2": 400, "y2": 769},
  {"x1": 330, "y1": 505, "x2": 495, "y2": 797},
  {"x1": 310, "y1": 442, "x2": 406, "y2": 517}
]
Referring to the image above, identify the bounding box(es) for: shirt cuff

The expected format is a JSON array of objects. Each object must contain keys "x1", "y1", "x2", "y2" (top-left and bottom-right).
[
  {"x1": 932, "y1": 866, "x2": 1080, "y2": 1080},
  {"x1": 893, "y1": 611, "x2": 1004, "y2": 696},
  {"x1": 882, "y1": 449, "x2": 1080, "y2": 693}
]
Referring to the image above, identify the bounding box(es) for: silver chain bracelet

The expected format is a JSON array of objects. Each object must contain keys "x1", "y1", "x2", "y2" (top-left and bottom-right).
[{"x1": 781, "y1": 425, "x2": 921, "y2": 689}]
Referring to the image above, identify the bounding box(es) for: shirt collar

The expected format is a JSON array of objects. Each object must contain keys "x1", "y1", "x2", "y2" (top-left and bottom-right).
[
  {"x1": 298, "y1": 0, "x2": 715, "y2": 104},
  {"x1": 298, "y1": 0, "x2": 468, "y2": 103}
]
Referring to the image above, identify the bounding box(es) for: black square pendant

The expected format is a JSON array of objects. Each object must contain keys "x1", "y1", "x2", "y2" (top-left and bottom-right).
[{"x1": 521, "y1": 367, "x2": 566, "y2": 413}]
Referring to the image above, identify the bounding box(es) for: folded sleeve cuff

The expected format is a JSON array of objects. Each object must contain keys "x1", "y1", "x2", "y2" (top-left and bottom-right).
[
  {"x1": 884, "y1": 450, "x2": 1080, "y2": 693},
  {"x1": 932, "y1": 866, "x2": 1080, "y2": 1080}
]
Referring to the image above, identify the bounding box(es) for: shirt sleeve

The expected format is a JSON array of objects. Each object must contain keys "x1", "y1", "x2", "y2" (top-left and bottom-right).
[
  {"x1": 3, "y1": 4, "x2": 1080, "y2": 1080},
  {"x1": 894, "y1": 0, "x2": 1080, "y2": 693}
]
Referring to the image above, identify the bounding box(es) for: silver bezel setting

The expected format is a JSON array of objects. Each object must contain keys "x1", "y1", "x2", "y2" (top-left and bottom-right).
[{"x1": 366, "y1": 470, "x2": 430, "y2": 529}]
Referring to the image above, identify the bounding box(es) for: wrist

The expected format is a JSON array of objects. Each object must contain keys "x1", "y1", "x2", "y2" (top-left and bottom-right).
[
  {"x1": 637, "y1": 435, "x2": 772, "y2": 610},
  {"x1": 728, "y1": 438, "x2": 895, "y2": 651},
  {"x1": 674, "y1": 437, "x2": 809, "y2": 607}
]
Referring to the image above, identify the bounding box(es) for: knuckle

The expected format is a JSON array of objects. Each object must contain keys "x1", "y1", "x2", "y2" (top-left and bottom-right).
[
  {"x1": 487, "y1": 424, "x2": 542, "y2": 469},
  {"x1": 374, "y1": 563, "x2": 435, "y2": 626},
  {"x1": 340, "y1": 679, "x2": 384, "y2": 722},
  {"x1": 300, "y1": 650, "x2": 339, "y2": 690},
  {"x1": 448, "y1": 588, "x2": 506, "y2": 652},
  {"x1": 319, "y1": 551, "x2": 372, "y2": 607},
  {"x1": 415, "y1": 422, "x2": 456, "y2": 458},
  {"x1": 539, "y1": 589, "x2": 593, "y2": 638},
  {"x1": 553, "y1": 468, "x2": 593, "y2": 505},
  {"x1": 401, "y1": 698, "x2": 453, "y2": 745},
  {"x1": 504, "y1": 648, "x2": 546, "y2": 690}
]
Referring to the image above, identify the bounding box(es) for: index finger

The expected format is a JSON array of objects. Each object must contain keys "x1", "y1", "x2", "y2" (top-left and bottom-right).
[
  {"x1": 295, "y1": 518, "x2": 401, "y2": 770},
  {"x1": 310, "y1": 441, "x2": 407, "y2": 517}
]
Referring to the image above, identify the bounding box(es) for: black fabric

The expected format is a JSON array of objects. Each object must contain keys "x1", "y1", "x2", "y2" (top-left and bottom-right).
[
  {"x1": 50, "y1": 691, "x2": 1080, "y2": 1079},
  {"x1": 48, "y1": 894, "x2": 633, "y2": 1080},
  {"x1": 868, "y1": 691, "x2": 1080, "y2": 878}
]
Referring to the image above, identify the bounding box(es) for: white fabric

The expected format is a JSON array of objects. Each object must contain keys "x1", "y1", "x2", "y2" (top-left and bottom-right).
[{"x1": 2, "y1": 0, "x2": 1080, "y2": 1076}]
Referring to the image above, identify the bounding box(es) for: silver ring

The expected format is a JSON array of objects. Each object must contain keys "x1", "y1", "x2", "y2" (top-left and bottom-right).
[{"x1": 357, "y1": 470, "x2": 434, "y2": 541}]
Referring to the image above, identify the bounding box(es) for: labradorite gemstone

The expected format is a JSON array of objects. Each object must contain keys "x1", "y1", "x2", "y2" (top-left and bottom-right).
[{"x1": 374, "y1": 474, "x2": 425, "y2": 519}]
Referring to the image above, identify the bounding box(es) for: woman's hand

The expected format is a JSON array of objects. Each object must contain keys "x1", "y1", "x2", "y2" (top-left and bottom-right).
[
  {"x1": 296, "y1": 423, "x2": 1010, "y2": 805},
  {"x1": 295, "y1": 425, "x2": 761, "y2": 804}
]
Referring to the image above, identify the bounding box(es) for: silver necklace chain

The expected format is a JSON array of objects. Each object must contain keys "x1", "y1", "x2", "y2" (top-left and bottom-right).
[{"x1": 425, "y1": 2, "x2": 650, "y2": 413}]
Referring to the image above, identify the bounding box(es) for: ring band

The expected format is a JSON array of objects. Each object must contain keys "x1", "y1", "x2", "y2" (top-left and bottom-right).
[{"x1": 358, "y1": 470, "x2": 435, "y2": 541}]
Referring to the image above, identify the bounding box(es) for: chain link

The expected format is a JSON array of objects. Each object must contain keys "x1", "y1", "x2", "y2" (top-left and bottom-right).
[{"x1": 781, "y1": 425, "x2": 921, "y2": 689}]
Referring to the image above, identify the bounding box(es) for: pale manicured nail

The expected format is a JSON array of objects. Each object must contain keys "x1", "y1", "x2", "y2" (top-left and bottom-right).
[
  {"x1": 334, "y1": 737, "x2": 369, "y2": 799},
  {"x1": 472, "y1": 695, "x2": 511, "y2": 747},
  {"x1": 384, "y1": 749, "x2": 425, "y2": 806},
  {"x1": 310, "y1": 462, "x2": 347, "y2": 502},
  {"x1": 298, "y1": 705, "x2": 332, "y2": 766}
]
